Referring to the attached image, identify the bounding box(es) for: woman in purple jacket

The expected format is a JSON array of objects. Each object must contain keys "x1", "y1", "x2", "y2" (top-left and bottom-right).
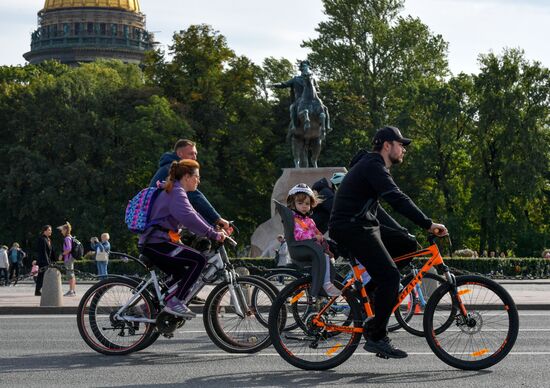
[{"x1": 139, "y1": 159, "x2": 225, "y2": 318}]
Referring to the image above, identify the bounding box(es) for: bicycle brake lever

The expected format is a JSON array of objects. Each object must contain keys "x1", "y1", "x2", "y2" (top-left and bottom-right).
[{"x1": 224, "y1": 236, "x2": 237, "y2": 247}]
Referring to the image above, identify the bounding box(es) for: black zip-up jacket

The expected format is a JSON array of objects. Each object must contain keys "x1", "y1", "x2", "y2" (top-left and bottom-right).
[
  {"x1": 329, "y1": 152, "x2": 432, "y2": 231},
  {"x1": 311, "y1": 177, "x2": 335, "y2": 234},
  {"x1": 36, "y1": 235, "x2": 55, "y2": 267}
]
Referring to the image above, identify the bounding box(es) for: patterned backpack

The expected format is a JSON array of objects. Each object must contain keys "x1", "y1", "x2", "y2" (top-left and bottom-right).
[{"x1": 125, "y1": 187, "x2": 163, "y2": 233}]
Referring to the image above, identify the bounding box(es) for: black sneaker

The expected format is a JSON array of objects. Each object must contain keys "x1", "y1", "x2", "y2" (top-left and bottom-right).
[{"x1": 363, "y1": 336, "x2": 408, "y2": 359}]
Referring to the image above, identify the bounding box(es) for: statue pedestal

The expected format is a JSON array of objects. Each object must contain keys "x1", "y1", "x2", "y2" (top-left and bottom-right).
[{"x1": 250, "y1": 167, "x2": 347, "y2": 257}]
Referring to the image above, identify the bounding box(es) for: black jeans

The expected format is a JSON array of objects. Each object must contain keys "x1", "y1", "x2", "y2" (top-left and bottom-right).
[
  {"x1": 330, "y1": 224, "x2": 416, "y2": 341},
  {"x1": 0, "y1": 268, "x2": 8, "y2": 285},
  {"x1": 35, "y1": 264, "x2": 48, "y2": 293},
  {"x1": 142, "y1": 242, "x2": 207, "y2": 301},
  {"x1": 9, "y1": 263, "x2": 20, "y2": 281}
]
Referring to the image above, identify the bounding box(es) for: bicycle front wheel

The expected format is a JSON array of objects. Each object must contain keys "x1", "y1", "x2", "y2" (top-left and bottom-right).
[
  {"x1": 423, "y1": 275, "x2": 519, "y2": 370},
  {"x1": 268, "y1": 277, "x2": 362, "y2": 370},
  {"x1": 77, "y1": 278, "x2": 158, "y2": 355},
  {"x1": 203, "y1": 276, "x2": 277, "y2": 353}
]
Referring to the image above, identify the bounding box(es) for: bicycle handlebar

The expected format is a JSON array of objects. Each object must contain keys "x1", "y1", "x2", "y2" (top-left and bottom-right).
[
  {"x1": 224, "y1": 236, "x2": 237, "y2": 248},
  {"x1": 427, "y1": 232, "x2": 453, "y2": 257}
]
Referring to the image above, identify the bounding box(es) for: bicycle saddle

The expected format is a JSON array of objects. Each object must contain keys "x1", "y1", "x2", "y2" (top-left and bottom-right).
[{"x1": 138, "y1": 254, "x2": 155, "y2": 269}]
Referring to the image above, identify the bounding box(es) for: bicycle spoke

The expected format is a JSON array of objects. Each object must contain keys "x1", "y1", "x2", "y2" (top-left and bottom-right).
[{"x1": 424, "y1": 275, "x2": 519, "y2": 370}]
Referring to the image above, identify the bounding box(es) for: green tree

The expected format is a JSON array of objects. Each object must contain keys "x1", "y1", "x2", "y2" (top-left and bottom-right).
[
  {"x1": 0, "y1": 61, "x2": 191, "y2": 256},
  {"x1": 303, "y1": 0, "x2": 448, "y2": 131},
  {"x1": 471, "y1": 49, "x2": 550, "y2": 256},
  {"x1": 142, "y1": 25, "x2": 281, "y2": 245},
  {"x1": 390, "y1": 75, "x2": 477, "y2": 248}
]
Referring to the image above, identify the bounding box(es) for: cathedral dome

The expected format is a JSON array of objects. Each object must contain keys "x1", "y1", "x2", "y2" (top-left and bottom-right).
[{"x1": 42, "y1": 0, "x2": 141, "y2": 13}]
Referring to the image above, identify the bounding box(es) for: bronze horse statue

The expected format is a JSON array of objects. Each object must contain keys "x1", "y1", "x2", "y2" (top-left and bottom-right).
[{"x1": 290, "y1": 72, "x2": 328, "y2": 168}]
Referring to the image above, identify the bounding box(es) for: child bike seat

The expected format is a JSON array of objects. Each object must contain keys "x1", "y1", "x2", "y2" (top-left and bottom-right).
[{"x1": 273, "y1": 200, "x2": 330, "y2": 297}]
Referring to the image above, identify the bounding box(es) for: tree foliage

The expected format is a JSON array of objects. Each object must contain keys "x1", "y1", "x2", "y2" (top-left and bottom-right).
[
  {"x1": 0, "y1": 61, "x2": 191, "y2": 254},
  {"x1": 1, "y1": 4, "x2": 549, "y2": 258}
]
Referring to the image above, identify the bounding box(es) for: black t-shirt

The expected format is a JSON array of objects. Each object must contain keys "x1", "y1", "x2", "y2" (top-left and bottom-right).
[{"x1": 329, "y1": 152, "x2": 432, "y2": 231}]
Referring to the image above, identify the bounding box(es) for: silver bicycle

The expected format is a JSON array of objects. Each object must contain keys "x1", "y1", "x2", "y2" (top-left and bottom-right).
[{"x1": 77, "y1": 236, "x2": 280, "y2": 355}]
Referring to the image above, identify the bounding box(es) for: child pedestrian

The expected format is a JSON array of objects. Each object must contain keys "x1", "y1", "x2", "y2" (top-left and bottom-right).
[
  {"x1": 287, "y1": 183, "x2": 340, "y2": 296},
  {"x1": 31, "y1": 260, "x2": 39, "y2": 283}
]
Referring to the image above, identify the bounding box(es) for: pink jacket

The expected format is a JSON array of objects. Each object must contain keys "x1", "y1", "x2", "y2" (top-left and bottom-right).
[
  {"x1": 293, "y1": 213, "x2": 320, "y2": 241},
  {"x1": 293, "y1": 212, "x2": 332, "y2": 256}
]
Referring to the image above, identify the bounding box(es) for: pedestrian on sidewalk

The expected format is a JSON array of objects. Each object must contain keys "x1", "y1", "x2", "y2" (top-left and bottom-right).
[
  {"x1": 91, "y1": 235, "x2": 109, "y2": 280},
  {"x1": 57, "y1": 222, "x2": 77, "y2": 297},
  {"x1": 0, "y1": 245, "x2": 9, "y2": 286},
  {"x1": 35, "y1": 225, "x2": 55, "y2": 296},
  {"x1": 8, "y1": 242, "x2": 26, "y2": 283},
  {"x1": 100, "y1": 232, "x2": 111, "y2": 275}
]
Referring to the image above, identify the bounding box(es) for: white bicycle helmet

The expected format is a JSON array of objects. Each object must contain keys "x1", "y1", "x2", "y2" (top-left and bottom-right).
[
  {"x1": 330, "y1": 172, "x2": 346, "y2": 187},
  {"x1": 288, "y1": 183, "x2": 314, "y2": 197}
]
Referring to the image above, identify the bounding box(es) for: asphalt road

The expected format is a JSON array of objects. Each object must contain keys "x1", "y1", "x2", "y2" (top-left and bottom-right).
[{"x1": 1, "y1": 312, "x2": 549, "y2": 387}]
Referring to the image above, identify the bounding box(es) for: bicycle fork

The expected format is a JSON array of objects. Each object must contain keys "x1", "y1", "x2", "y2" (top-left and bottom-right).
[
  {"x1": 441, "y1": 267, "x2": 470, "y2": 319},
  {"x1": 227, "y1": 272, "x2": 249, "y2": 318}
]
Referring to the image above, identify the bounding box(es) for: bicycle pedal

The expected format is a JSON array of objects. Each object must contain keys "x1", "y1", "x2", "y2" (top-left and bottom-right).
[
  {"x1": 375, "y1": 352, "x2": 390, "y2": 360},
  {"x1": 162, "y1": 333, "x2": 174, "y2": 339}
]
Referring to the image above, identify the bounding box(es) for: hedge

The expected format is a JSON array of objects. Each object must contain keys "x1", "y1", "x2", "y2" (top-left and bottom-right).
[
  {"x1": 69, "y1": 257, "x2": 550, "y2": 279},
  {"x1": 229, "y1": 257, "x2": 550, "y2": 279}
]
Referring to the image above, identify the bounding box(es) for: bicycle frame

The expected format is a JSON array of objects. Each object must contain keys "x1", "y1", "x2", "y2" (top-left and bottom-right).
[
  {"x1": 311, "y1": 240, "x2": 465, "y2": 333},
  {"x1": 113, "y1": 270, "x2": 164, "y2": 324},
  {"x1": 111, "y1": 243, "x2": 251, "y2": 323}
]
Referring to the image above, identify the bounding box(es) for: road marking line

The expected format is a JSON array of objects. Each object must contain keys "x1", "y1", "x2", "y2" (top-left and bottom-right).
[{"x1": 140, "y1": 351, "x2": 550, "y2": 357}]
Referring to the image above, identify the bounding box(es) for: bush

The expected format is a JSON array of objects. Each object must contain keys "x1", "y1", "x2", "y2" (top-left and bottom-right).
[
  {"x1": 72, "y1": 258, "x2": 148, "y2": 279},
  {"x1": 231, "y1": 257, "x2": 550, "y2": 279},
  {"x1": 69, "y1": 257, "x2": 550, "y2": 280}
]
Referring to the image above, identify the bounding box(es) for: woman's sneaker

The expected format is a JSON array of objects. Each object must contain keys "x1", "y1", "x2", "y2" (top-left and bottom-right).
[
  {"x1": 163, "y1": 298, "x2": 196, "y2": 319},
  {"x1": 64, "y1": 290, "x2": 76, "y2": 297}
]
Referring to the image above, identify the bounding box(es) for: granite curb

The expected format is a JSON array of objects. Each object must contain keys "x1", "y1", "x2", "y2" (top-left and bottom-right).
[{"x1": 2, "y1": 279, "x2": 549, "y2": 315}]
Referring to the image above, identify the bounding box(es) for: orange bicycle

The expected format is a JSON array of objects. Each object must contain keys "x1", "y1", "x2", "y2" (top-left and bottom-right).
[{"x1": 267, "y1": 234, "x2": 519, "y2": 370}]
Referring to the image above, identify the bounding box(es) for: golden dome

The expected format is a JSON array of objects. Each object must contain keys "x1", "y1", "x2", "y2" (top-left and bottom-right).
[{"x1": 43, "y1": 0, "x2": 141, "y2": 13}]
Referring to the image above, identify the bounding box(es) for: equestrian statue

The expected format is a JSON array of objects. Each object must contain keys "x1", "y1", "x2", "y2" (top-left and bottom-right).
[{"x1": 271, "y1": 60, "x2": 331, "y2": 168}]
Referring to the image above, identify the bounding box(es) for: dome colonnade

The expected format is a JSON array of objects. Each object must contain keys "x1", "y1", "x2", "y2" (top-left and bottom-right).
[{"x1": 24, "y1": 0, "x2": 153, "y2": 65}]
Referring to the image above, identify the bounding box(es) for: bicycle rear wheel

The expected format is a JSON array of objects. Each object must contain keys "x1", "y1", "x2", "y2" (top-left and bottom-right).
[
  {"x1": 423, "y1": 275, "x2": 519, "y2": 370},
  {"x1": 394, "y1": 272, "x2": 450, "y2": 336},
  {"x1": 268, "y1": 277, "x2": 362, "y2": 370},
  {"x1": 77, "y1": 278, "x2": 157, "y2": 355},
  {"x1": 203, "y1": 276, "x2": 277, "y2": 353},
  {"x1": 264, "y1": 268, "x2": 302, "y2": 291}
]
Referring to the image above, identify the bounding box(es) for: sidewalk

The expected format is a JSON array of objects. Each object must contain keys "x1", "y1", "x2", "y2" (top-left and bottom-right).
[
  {"x1": 0, "y1": 281, "x2": 214, "y2": 315},
  {"x1": 0, "y1": 279, "x2": 549, "y2": 314}
]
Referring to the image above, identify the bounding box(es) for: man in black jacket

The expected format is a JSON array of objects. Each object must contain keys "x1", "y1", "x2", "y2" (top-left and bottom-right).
[{"x1": 329, "y1": 126, "x2": 447, "y2": 359}]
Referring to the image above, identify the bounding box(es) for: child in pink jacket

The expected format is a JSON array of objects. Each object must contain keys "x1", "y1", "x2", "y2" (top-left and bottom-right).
[{"x1": 287, "y1": 183, "x2": 340, "y2": 297}]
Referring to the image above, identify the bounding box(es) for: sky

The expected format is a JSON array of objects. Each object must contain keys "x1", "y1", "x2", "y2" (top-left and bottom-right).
[{"x1": 0, "y1": 0, "x2": 549, "y2": 75}]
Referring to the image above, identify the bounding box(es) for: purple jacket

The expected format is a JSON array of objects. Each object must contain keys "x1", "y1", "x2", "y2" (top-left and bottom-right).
[{"x1": 139, "y1": 181, "x2": 220, "y2": 245}]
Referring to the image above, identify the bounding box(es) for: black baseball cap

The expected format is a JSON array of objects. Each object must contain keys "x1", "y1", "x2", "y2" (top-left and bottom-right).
[{"x1": 372, "y1": 126, "x2": 412, "y2": 146}]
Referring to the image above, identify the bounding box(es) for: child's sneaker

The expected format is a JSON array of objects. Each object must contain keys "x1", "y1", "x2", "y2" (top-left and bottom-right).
[
  {"x1": 323, "y1": 282, "x2": 341, "y2": 297},
  {"x1": 163, "y1": 298, "x2": 196, "y2": 319}
]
